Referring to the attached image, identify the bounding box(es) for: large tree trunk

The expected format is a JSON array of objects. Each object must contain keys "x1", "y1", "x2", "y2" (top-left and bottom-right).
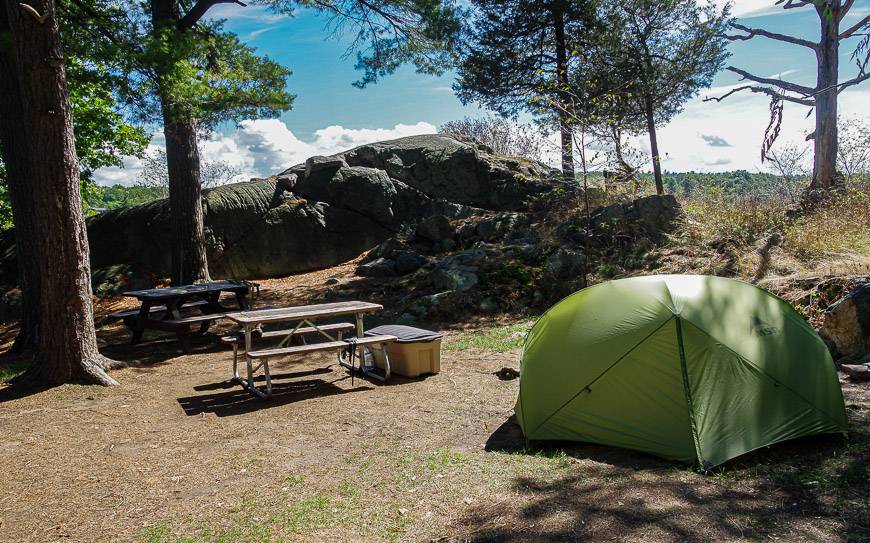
[
  {"x1": 810, "y1": 7, "x2": 840, "y2": 191},
  {"x1": 644, "y1": 94, "x2": 664, "y2": 195},
  {"x1": 163, "y1": 113, "x2": 210, "y2": 285},
  {"x1": 553, "y1": 5, "x2": 575, "y2": 183},
  {"x1": 0, "y1": 0, "x2": 117, "y2": 385},
  {"x1": 0, "y1": 9, "x2": 38, "y2": 355},
  {"x1": 151, "y1": 0, "x2": 210, "y2": 285}
]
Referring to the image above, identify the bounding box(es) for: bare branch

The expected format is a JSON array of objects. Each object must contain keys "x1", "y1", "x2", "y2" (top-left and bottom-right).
[
  {"x1": 726, "y1": 66, "x2": 815, "y2": 96},
  {"x1": 840, "y1": 14, "x2": 870, "y2": 40},
  {"x1": 726, "y1": 22, "x2": 818, "y2": 50},
  {"x1": 177, "y1": 0, "x2": 247, "y2": 30},
  {"x1": 703, "y1": 84, "x2": 815, "y2": 106},
  {"x1": 838, "y1": 71, "x2": 870, "y2": 93},
  {"x1": 840, "y1": 0, "x2": 856, "y2": 21}
]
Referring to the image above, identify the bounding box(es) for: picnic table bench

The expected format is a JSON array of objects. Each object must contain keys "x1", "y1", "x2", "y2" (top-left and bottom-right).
[
  {"x1": 224, "y1": 301, "x2": 397, "y2": 399},
  {"x1": 111, "y1": 281, "x2": 257, "y2": 352}
]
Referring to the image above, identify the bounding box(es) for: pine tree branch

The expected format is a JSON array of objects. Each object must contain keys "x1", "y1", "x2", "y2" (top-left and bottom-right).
[
  {"x1": 703, "y1": 84, "x2": 814, "y2": 106},
  {"x1": 840, "y1": 14, "x2": 870, "y2": 40},
  {"x1": 177, "y1": 0, "x2": 247, "y2": 30},
  {"x1": 726, "y1": 22, "x2": 819, "y2": 50},
  {"x1": 726, "y1": 66, "x2": 815, "y2": 96}
]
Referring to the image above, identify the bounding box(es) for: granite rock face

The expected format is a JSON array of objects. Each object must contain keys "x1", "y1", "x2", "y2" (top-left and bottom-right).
[
  {"x1": 819, "y1": 283, "x2": 870, "y2": 363},
  {"x1": 0, "y1": 134, "x2": 557, "y2": 285}
]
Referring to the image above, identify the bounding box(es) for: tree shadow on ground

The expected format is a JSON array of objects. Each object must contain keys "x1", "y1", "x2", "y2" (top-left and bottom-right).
[
  {"x1": 448, "y1": 416, "x2": 869, "y2": 542},
  {"x1": 177, "y1": 370, "x2": 371, "y2": 417},
  {"x1": 99, "y1": 333, "x2": 227, "y2": 371}
]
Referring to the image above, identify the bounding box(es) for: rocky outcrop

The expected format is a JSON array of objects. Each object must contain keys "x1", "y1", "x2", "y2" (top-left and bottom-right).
[
  {"x1": 85, "y1": 180, "x2": 393, "y2": 283},
  {"x1": 0, "y1": 134, "x2": 556, "y2": 288},
  {"x1": 819, "y1": 283, "x2": 870, "y2": 364},
  {"x1": 327, "y1": 134, "x2": 557, "y2": 210},
  {"x1": 590, "y1": 194, "x2": 682, "y2": 241}
]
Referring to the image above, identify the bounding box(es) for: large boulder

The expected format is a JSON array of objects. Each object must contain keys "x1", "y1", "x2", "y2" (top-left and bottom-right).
[
  {"x1": 294, "y1": 166, "x2": 400, "y2": 228},
  {"x1": 281, "y1": 134, "x2": 556, "y2": 211},
  {"x1": 415, "y1": 215, "x2": 455, "y2": 243},
  {"x1": 83, "y1": 180, "x2": 392, "y2": 281},
  {"x1": 590, "y1": 194, "x2": 682, "y2": 241},
  {"x1": 0, "y1": 134, "x2": 556, "y2": 289},
  {"x1": 819, "y1": 283, "x2": 870, "y2": 363}
]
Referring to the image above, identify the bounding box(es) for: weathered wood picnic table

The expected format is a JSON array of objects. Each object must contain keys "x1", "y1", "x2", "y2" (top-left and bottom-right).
[
  {"x1": 114, "y1": 281, "x2": 253, "y2": 352},
  {"x1": 223, "y1": 301, "x2": 398, "y2": 399}
]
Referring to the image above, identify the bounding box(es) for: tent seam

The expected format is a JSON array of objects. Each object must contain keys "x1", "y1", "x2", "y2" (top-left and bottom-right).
[
  {"x1": 526, "y1": 315, "x2": 676, "y2": 438},
  {"x1": 681, "y1": 319, "x2": 847, "y2": 431},
  {"x1": 675, "y1": 316, "x2": 706, "y2": 469}
]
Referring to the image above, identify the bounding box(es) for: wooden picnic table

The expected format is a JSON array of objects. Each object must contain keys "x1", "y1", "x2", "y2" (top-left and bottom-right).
[
  {"x1": 224, "y1": 301, "x2": 395, "y2": 399},
  {"x1": 118, "y1": 281, "x2": 252, "y2": 351}
]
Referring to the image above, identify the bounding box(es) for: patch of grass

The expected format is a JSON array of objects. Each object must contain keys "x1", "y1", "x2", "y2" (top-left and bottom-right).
[
  {"x1": 0, "y1": 359, "x2": 29, "y2": 383},
  {"x1": 444, "y1": 320, "x2": 535, "y2": 352},
  {"x1": 338, "y1": 478, "x2": 356, "y2": 498},
  {"x1": 141, "y1": 523, "x2": 173, "y2": 543},
  {"x1": 141, "y1": 491, "x2": 351, "y2": 543},
  {"x1": 281, "y1": 495, "x2": 337, "y2": 532},
  {"x1": 384, "y1": 509, "x2": 413, "y2": 543},
  {"x1": 681, "y1": 190, "x2": 785, "y2": 245},
  {"x1": 427, "y1": 447, "x2": 464, "y2": 472},
  {"x1": 783, "y1": 188, "x2": 870, "y2": 261}
]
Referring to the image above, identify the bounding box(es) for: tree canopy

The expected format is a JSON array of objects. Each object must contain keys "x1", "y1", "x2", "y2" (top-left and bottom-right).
[
  {"x1": 258, "y1": 0, "x2": 464, "y2": 87},
  {"x1": 582, "y1": 0, "x2": 730, "y2": 193},
  {"x1": 454, "y1": 0, "x2": 599, "y2": 180}
]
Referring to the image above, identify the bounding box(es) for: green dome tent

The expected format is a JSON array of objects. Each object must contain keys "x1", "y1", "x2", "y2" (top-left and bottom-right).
[{"x1": 516, "y1": 275, "x2": 847, "y2": 468}]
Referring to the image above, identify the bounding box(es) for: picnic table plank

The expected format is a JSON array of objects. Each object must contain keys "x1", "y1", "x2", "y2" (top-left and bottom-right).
[
  {"x1": 226, "y1": 301, "x2": 383, "y2": 325},
  {"x1": 123, "y1": 280, "x2": 248, "y2": 300},
  {"x1": 248, "y1": 334, "x2": 397, "y2": 359}
]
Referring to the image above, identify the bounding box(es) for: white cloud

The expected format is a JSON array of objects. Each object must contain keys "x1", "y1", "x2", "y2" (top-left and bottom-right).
[
  {"x1": 93, "y1": 120, "x2": 437, "y2": 186},
  {"x1": 245, "y1": 26, "x2": 279, "y2": 41},
  {"x1": 722, "y1": 0, "x2": 797, "y2": 18},
  {"x1": 204, "y1": 4, "x2": 284, "y2": 24},
  {"x1": 640, "y1": 86, "x2": 870, "y2": 174}
]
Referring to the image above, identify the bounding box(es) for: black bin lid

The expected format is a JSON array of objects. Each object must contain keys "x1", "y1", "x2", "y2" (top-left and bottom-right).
[{"x1": 365, "y1": 324, "x2": 443, "y2": 343}]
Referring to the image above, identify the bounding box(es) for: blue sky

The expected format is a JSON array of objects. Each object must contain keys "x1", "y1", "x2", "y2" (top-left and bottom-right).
[{"x1": 94, "y1": 0, "x2": 870, "y2": 185}]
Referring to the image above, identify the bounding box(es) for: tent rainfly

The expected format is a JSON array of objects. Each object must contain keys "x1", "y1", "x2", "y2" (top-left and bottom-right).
[{"x1": 516, "y1": 275, "x2": 847, "y2": 468}]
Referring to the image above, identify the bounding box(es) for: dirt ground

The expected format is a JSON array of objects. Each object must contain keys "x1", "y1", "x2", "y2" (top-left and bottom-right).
[{"x1": 0, "y1": 267, "x2": 868, "y2": 543}]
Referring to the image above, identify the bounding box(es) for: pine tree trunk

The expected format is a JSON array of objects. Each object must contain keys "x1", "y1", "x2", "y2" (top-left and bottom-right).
[
  {"x1": 810, "y1": 9, "x2": 840, "y2": 191},
  {"x1": 553, "y1": 5, "x2": 575, "y2": 183},
  {"x1": 163, "y1": 113, "x2": 210, "y2": 285},
  {"x1": 151, "y1": 0, "x2": 210, "y2": 285},
  {"x1": 0, "y1": 8, "x2": 38, "y2": 354},
  {"x1": 644, "y1": 95, "x2": 664, "y2": 195},
  {"x1": 0, "y1": 0, "x2": 117, "y2": 386}
]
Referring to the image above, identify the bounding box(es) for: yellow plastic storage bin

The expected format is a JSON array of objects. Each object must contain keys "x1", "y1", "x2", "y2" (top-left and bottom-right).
[{"x1": 365, "y1": 325, "x2": 443, "y2": 378}]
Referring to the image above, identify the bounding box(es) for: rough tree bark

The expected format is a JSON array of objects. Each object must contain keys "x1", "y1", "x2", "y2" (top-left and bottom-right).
[
  {"x1": 552, "y1": 4, "x2": 576, "y2": 183},
  {"x1": 0, "y1": 8, "x2": 38, "y2": 355},
  {"x1": 150, "y1": 0, "x2": 211, "y2": 286},
  {"x1": 0, "y1": 0, "x2": 117, "y2": 385},
  {"x1": 810, "y1": 5, "x2": 840, "y2": 191},
  {"x1": 644, "y1": 94, "x2": 664, "y2": 195}
]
